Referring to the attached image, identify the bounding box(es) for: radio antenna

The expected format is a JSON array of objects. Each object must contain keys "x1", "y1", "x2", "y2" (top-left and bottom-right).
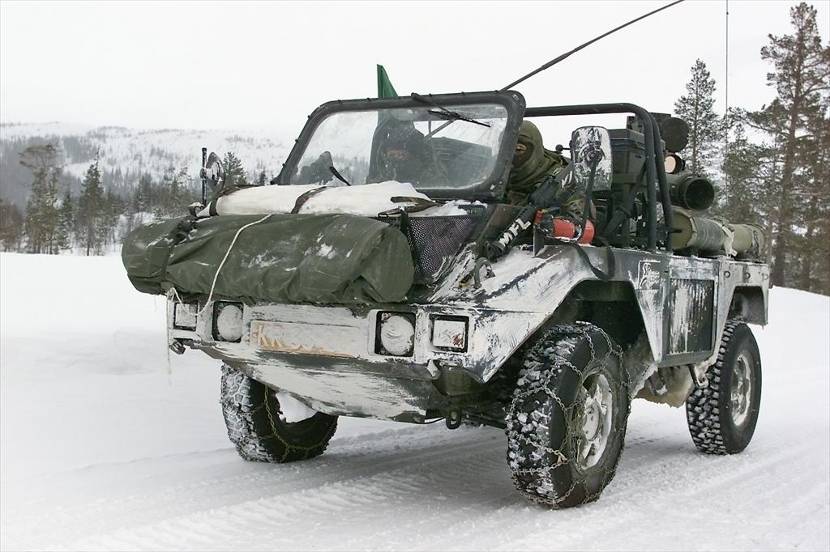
[
  {"x1": 723, "y1": 0, "x2": 730, "y2": 208},
  {"x1": 501, "y1": 0, "x2": 685, "y2": 91}
]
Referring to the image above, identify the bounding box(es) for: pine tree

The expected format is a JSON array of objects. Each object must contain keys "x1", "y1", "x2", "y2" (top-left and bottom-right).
[
  {"x1": 674, "y1": 59, "x2": 722, "y2": 175},
  {"x1": 753, "y1": 2, "x2": 829, "y2": 287},
  {"x1": 0, "y1": 198, "x2": 25, "y2": 252},
  {"x1": 98, "y1": 188, "x2": 121, "y2": 251},
  {"x1": 77, "y1": 160, "x2": 105, "y2": 255},
  {"x1": 20, "y1": 143, "x2": 62, "y2": 254},
  {"x1": 797, "y1": 96, "x2": 830, "y2": 293},
  {"x1": 253, "y1": 161, "x2": 268, "y2": 186},
  {"x1": 720, "y1": 119, "x2": 766, "y2": 224},
  {"x1": 56, "y1": 191, "x2": 74, "y2": 252},
  {"x1": 135, "y1": 173, "x2": 154, "y2": 214},
  {"x1": 222, "y1": 152, "x2": 248, "y2": 188}
]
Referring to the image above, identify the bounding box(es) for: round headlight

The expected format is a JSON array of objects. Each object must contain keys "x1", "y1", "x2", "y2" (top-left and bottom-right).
[
  {"x1": 215, "y1": 303, "x2": 243, "y2": 342},
  {"x1": 379, "y1": 314, "x2": 415, "y2": 356}
]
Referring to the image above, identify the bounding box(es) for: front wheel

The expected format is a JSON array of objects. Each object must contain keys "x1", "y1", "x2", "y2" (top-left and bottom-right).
[
  {"x1": 506, "y1": 323, "x2": 630, "y2": 508},
  {"x1": 686, "y1": 321, "x2": 762, "y2": 454},
  {"x1": 220, "y1": 364, "x2": 338, "y2": 463}
]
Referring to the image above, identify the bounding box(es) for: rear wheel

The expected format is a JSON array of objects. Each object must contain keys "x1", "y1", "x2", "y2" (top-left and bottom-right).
[
  {"x1": 220, "y1": 364, "x2": 338, "y2": 462},
  {"x1": 686, "y1": 321, "x2": 762, "y2": 454},
  {"x1": 506, "y1": 323, "x2": 630, "y2": 508}
]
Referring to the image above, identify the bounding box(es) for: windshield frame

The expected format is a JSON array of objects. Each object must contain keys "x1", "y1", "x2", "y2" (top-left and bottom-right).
[{"x1": 275, "y1": 91, "x2": 526, "y2": 201}]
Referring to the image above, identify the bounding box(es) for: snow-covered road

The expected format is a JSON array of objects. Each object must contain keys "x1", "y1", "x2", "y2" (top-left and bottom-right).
[{"x1": 2, "y1": 253, "x2": 828, "y2": 551}]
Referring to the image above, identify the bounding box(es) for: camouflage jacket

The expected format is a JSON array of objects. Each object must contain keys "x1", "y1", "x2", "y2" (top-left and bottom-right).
[{"x1": 506, "y1": 121, "x2": 587, "y2": 220}]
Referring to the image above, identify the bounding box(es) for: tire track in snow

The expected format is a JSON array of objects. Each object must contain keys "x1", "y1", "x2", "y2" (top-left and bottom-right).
[
  {"x1": 50, "y1": 432, "x2": 707, "y2": 551},
  {"x1": 6, "y1": 426, "x2": 503, "y2": 550},
  {"x1": 58, "y1": 441, "x2": 508, "y2": 551},
  {"x1": 371, "y1": 423, "x2": 817, "y2": 552},
  {"x1": 7, "y1": 416, "x2": 828, "y2": 551},
  {"x1": 465, "y1": 434, "x2": 820, "y2": 552}
]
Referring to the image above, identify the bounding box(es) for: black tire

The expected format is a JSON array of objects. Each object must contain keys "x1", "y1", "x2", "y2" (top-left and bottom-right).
[
  {"x1": 506, "y1": 322, "x2": 630, "y2": 508},
  {"x1": 220, "y1": 364, "x2": 338, "y2": 463},
  {"x1": 686, "y1": 321, "x2": 762, "y2": 455}
]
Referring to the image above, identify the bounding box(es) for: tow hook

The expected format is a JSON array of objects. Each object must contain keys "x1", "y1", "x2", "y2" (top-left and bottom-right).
[
  {"x1": 169, "y1": 340, "x2": 186, "y2": 355},
  {"x1": 446, "y1": 409, "x2": 463, "y2": 429}
]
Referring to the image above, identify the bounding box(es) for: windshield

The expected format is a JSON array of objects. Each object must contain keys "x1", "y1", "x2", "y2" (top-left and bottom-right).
[{"x1": 286, "y1": 103, "x2": 509, "y2": 192}]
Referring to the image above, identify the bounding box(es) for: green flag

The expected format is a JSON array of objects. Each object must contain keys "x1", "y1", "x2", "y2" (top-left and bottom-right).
[{"x1": 377, "y1": 64, "x2": 398, "y2": 98}]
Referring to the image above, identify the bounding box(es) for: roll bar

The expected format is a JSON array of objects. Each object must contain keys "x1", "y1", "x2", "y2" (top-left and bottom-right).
[{"x1": 524, "y1": 103, "x2": 672, "y2": 252}]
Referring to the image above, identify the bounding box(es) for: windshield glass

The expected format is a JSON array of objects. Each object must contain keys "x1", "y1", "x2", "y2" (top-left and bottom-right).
[{"x1": 287, "y1": 103, "x2": 509, "y2": 192}]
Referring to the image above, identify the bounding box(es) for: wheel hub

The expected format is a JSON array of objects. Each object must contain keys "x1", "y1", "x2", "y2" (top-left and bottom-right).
[
  {"x1": 574, "y1": 373, "x2": 614, "y2": 471},
  {"x1": 730, "y1": 352, "x2": 753, "y2": 426},
  {"x1": 582, "y1": 399, "x2": 601, "y2": 440}
]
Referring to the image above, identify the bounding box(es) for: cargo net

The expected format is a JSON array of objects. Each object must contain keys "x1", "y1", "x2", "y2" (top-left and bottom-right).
[
  {"x1": 390, "y1": 206, "x2": 485, "y2": 285},
  {"x1": 505, "y1": 322, "x2": 632, "y2": 508}
]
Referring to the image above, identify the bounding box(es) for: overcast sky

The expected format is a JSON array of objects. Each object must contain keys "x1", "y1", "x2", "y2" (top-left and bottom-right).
[{"x1": 2, "y1": 0, "x2": 828, "y2": 138}]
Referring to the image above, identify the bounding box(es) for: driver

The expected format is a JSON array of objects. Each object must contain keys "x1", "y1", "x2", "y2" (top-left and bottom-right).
[{"x1": 374, "y1": 122, "x2": 441, "y2": 185}]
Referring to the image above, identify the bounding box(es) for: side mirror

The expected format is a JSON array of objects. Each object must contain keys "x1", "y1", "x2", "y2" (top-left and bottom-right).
[
  {"x1": 570, "y1": 126, "x2": 613, "y2": 192},
  {"x1": 204, "y1": 152, "x2": 225, "y2": 191}
]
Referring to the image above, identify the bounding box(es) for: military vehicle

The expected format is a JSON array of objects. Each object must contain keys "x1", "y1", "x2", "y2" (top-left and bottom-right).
[
  {"x1": 121, "y1": 0, "x2": 769, "y2": 508},
  {"x1": 122, "y1": 89, "x2": 768, "y2": 508}
]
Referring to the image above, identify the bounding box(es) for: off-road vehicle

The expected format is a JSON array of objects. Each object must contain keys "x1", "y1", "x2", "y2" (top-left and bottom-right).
[{"x1": 123, "y1": 91, "x2": 768, "y2": 508}]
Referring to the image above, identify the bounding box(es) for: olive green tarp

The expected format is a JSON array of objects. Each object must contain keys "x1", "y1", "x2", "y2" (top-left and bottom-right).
[{"x1": 122, "y1": 213, "x2": 415, "y2": 304}]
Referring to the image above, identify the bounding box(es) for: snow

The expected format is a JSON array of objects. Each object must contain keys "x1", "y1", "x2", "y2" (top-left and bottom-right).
[
  {"x1": 1, "y1": 252, "x2": 828, "y2": 551},
  {"x1": 206, "y1": 181, "x2": 479, "y2": 219},
  {"x1": 209, "y1": 181, "x2": 436, "y2": 218}
]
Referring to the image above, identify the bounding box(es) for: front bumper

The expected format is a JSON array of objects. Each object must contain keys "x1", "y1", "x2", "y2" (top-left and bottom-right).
[{"x1": 169, "y1": 300, "x2": 545, "y2": 420}]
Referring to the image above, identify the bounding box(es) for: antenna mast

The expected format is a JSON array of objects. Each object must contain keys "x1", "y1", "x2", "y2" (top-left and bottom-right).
[
  {"x1": 501, "y1": 0, "x2": 685, "y2": 91},
  {"x1": 724, "y1": 0, "x2": 730, "y2": 208}
]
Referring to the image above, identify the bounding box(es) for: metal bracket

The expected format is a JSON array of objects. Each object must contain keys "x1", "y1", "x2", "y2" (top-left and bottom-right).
[
  {"x1": 169, "y1": 340, "x2": 186, "y2": 355},
  {"x1": 472, "y1": 257, "x2": 494, "y2": 288},
  {"x1": 689, "y1": 363, "x2": 709, "y2": 388}
]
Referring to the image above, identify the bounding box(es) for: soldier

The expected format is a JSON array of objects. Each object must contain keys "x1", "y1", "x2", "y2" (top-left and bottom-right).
[
  {"x1": 506, "y1": 120, "x2": 587, "y2": 221},
  {"x1": 369, "y1": 121, "x2": 445, "y2": 186}
]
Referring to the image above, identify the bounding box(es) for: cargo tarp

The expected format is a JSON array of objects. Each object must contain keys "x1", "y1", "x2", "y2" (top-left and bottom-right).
[
  {"x1": 122, "y1": 213, "x2": 415, "y2": 304},
  {"x1": 122, "y1": 217, "x2": 192, "y2": 295}
]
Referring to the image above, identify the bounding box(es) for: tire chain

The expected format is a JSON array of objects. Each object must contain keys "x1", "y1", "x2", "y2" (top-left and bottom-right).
[
  {"x1": 220, "y1": 364, "x2": 337, "y2": 463},
  {"x1": 685, "y1": 320, "x2": 739, "y2": 455},
  {"x1": 505, "y1": 322, "x2": 629, "y2": 508}
]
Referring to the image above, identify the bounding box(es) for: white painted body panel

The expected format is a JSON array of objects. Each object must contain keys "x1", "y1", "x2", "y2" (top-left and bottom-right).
[{"x1": 169, "y1": 242, "x2": 769, "y2": 421}]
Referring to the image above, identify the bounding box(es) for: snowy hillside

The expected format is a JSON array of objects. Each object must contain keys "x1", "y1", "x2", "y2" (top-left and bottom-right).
[
  {"x1": 0, "y1": 122, "x2": 295, "y2": 208},
  {"x1": 1, "y1": 122, "x2": 293, "y2": 180},
  {"x1": 1, "y1": 253, "x2": 828, "y2": 551}
]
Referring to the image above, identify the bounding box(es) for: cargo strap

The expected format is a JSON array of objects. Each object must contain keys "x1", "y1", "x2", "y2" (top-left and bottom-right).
[
  {"x1": 291, "y1": 186, "x2": 329, "y2": 214},
  {"x1": 197, "y1": 214, "x2": 273, "y2": 316},
  {"x1": 563, "y1": 240, "x2": 616, "y2": 281}
]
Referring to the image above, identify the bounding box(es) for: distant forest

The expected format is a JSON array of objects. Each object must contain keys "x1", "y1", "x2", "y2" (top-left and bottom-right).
[{"x1": 0, "y1": 3, "x2": 827, "y2": 294}]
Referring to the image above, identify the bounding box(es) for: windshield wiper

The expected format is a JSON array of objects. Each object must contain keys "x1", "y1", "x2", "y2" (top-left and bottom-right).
[
  {"x1": 329, "y1": 165, "x2": 352, "y2": 186},
  {"x1": 410, "y1": 93, "x2": 491, "y2": 134},
  {"x1": 426, "y1": 109, "x2": 491, "y2": 128}
]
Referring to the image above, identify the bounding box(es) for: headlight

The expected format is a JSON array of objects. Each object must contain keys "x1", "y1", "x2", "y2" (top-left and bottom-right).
[
  {"x1": 173, "y1": 302, "x2": 197, "y2": 330},
  {"x1": 376, "y1": 312, "x2": 415, "y2": 357},
  {"x1": 431, "y1": 316, "x2": 468, "y2": 352},
  {"x1": 213, "y1": 302, "x2": 244, "y2": 342}
]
